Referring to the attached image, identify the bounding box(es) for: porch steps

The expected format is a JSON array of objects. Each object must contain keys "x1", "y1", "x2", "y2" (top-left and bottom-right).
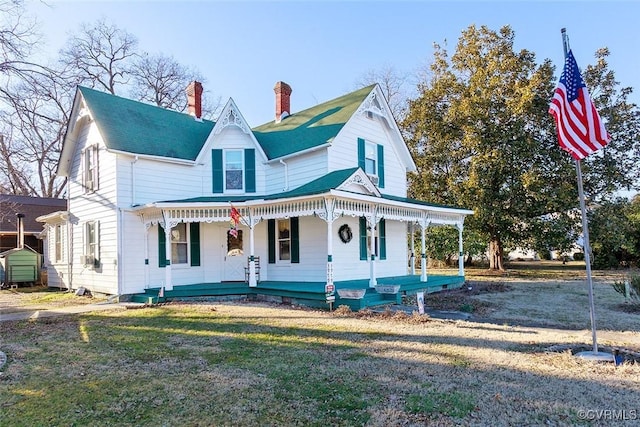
[{"x1": 130, "y1": 282, "x2": 250, "y2": 304}]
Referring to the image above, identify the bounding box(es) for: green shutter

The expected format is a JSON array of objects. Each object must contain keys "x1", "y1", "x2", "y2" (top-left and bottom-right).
[
  {"x1": 212, "y1": 149, "x2": 223, "y2": 193},
  {"x1": 291, "y1": 217, "x2": 299, "y2": 263},
  {"x1": 359, "y1": 217, "x2": 367, "y2": 261},
  {"x1": 190, "y1": 223, "x2": 200, "y2": 267},
  {"x1": 158, "y1": 225, "x2": 166, "y2": 268},
  {"x1": 377, "y1": 144, "x2": 385, "y2": 188},
  {"x1": 357, "y1": 138, "x2": 365, "y2": 170},
  {"x1": 379, "y1": 218, "x2": 386, "y2": 260},
  {"x1": 245, "y1": 148, "x2": 256, "y2": 193},
  {"x1": 268, "y1": 219, "x2": 276, "y2": 264}
]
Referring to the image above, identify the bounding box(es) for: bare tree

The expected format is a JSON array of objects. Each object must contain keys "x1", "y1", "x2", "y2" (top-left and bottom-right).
[
  {"x1": 59, "y1": 18, "x2": 138, "y2": 94},
  {"x1": 354, "y1": 64, "x2": 410, "y2": 121},
  {"x1": 130, "y1": 53, "x2": 222, "y2": 118},
  {"x1": 0, "y1": 69, "x2": 71, "y2": 197},
  {"x1": 0, "y1": 0, "x2": 37, "y2": 80}
]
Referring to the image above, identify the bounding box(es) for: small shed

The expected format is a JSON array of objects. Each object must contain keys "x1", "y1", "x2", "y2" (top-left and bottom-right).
[{"x1": 0, "y1": 246, "x2": 40, "y2": 288}]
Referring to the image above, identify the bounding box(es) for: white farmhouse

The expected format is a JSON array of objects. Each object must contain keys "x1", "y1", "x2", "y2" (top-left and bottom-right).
[{"x1": 38, "y1": 81, "x2": 472, "y2": 310}]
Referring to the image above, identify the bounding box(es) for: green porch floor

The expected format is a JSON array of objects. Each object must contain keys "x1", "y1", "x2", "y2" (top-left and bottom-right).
[{"x1": 130, "y1": 274, "x2": 466, "y2": 311}]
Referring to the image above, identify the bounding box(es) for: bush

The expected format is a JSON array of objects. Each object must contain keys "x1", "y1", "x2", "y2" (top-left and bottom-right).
[
  {"x1": 538, "y1": 251, "x2": 552, "y2": 260},
  {"x1": 612, "y1": 274, "x2": 640, "y2": 301},
  {"x1": 573, "y1": 252, "x2": 584, "y2": 261}
]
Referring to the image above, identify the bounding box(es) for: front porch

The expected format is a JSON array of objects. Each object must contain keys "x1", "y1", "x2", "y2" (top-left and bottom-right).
[{"x1": 130, "y1": 274, "x2": 466, "y2": 311}]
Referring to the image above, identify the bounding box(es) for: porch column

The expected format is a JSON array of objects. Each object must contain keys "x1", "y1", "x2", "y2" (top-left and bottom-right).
[
  {"x1": 243, "y1": 209, "x2": 261, "y2": 287},
  {"x1": 144, "y1": 224, "x2": 150, "y2": 289},
  {"x1": 409, "y1": 222, "x2": 416, "y2": 275},
  {"x1": 457, "y1": 221, "x2": 464, "y2": 277},
  {"x1": 319, "y1": 198, "x2": 339, "y2": 291},
  {"x1": 420, "y1": 220, "x2": 427, "y2": 282},
  {"x1": 327, "y1": 219, "x2": 334, "y2": 289},
  {"x1": 164, "y1": 223, "x2": 173, "y2": 291},
  {"x1": 367, "y1": 208, "x2": 378, "y2": 288},
  {"x1": 249, "y1": 224, "x2": 257, "y2": 287}
]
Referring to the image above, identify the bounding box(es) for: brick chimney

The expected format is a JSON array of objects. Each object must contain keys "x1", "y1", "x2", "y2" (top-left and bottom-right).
[
  {"x1": 274, "y1": 81, "x2": 292, "y2": 123},
  {"x1": 186, "y1": 81, "x2": 203, "y2": 119}
]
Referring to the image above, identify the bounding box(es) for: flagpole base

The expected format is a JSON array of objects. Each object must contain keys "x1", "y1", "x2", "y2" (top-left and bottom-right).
[{"x1": 575, "y1": 351, "x2": 614, "y2": 363}]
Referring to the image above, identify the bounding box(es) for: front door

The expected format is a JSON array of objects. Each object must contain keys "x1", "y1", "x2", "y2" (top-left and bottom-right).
[{"x1": 222, "y1": 227, "x2": 245, "y2": 281}]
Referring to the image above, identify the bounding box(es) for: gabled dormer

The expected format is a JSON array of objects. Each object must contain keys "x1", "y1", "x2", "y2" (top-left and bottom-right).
[{"x1": 201, "y1": 98, "x2": 268, "y2": 195}]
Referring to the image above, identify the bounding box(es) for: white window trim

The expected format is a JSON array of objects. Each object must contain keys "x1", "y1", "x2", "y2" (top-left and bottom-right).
[
  {"x1": 54, "y1": 224, "x2": 63, "y2": 263},
  {"x1": 366, "y1": 228, "x2": 379, "y2": 258},
  {"x1": 224, "y1": 149, "x2": 245, "y2": 193},
  {"x1": 276, "y1": 218, "x2": 291, "y2": 264},
  {"x1": 365, "y1": 141, "x2": 377, "y2": 177},
  {"x1": 84, "y1": 220, "x2": 100, "y2": 267},
  {"x1": 170, "y1": 223, "x2": 190, "y2": 266},
  {"x1": 83, "y1": 145, "x2": 99, "y2": 193}
]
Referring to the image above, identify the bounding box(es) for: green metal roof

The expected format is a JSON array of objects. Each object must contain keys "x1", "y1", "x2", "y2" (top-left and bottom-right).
[
  {"x1": 252, "y1": 85, "x2": 375, "y2": 160},
  {"x1": 79, "y1": 86, "x2": 215, "y2": 161}
]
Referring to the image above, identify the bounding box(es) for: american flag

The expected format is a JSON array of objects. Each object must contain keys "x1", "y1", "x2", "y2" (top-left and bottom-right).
[{"x1": 549, "y1": 49, "x2": 610, "y2": 160}]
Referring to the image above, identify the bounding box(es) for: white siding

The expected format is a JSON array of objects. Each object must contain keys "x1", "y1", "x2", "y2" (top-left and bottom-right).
[
  {"x1": 44, "y1": 222, "x2": 69, "y2": 289},
  {"x1": 265, "y1": 150, "x2": 328, "y2": 194},
  {"x1": 331, "y1": 217, "x2": 409, "y2": 281},
  {"x1": 117, "y1": 126, "x2": 268, "y2": 207},
  {"x1": 142, "y1": 221, "x2": 268, "y2": 288},
  {"x1": 66, "y1": 122, "x2": 119, "y2": 295},
  {"x1": 328, "y1": 114, "x2": 408, "y2": 197},
  {"x1": 265, "y1": 216, "x2": 326, "y2": 282}
]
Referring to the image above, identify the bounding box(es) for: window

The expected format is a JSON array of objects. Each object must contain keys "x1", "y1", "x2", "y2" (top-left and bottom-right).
[
  {"x1": 365, "y1": 141, "x2": 377, "y2": 176},
  {"x1": 54, "y1": 224, "x2": 63, "y2": 262},
  {"x1": 226, "y1": 229, "x2": 244, "y2": 257},
  {"x1": 225, "y1": 150, "x2": 244, "y2": 191},
  {"x1": 83, "y1": 145, "x2": 98, "y2": 192},
  {"x1": 359, "y1": 217, "x2": 386, "y2": 261},
  {"x1": 84, "y1": 220, "x2": 99, "y2": 267},
  {"x1": 158, "y1": 223, "x2": 200, "y2": 268},
  {"x1": 277, "y1": 219, "x2": 291, "y2": 261},
  {"x1": 268, "y1": 218, "x2": 299, "y2": 264},
  {"x1": 212, "y1": 149, "x2": 255, "y2": 194},
  {"x1": 171, "y1": 223, "x2": 188, "y2": 264},
  {"x1": 357, "y1": 138, "x2": 384, "y2": 188}
]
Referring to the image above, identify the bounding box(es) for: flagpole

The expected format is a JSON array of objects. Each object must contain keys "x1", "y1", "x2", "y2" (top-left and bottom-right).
[{"x1": 561, "y1": 28, "x2": 599, "y2": 354}]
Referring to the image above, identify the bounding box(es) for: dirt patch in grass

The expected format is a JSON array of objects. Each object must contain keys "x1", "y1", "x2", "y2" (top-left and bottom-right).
[
  {"x1": 398, "y1": 281, "x2": 510, "y2": 317},
  {"x1": 0, "y1": 286, "x2": 104, "y2": 314}
]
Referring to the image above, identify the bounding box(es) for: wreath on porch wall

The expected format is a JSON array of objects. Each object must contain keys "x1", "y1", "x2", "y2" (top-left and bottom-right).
[{"x1": 338, "y1": 224, "x2": 352, "y2": 244}]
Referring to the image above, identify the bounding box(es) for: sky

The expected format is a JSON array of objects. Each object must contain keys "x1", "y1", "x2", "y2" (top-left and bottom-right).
[{"x1": 23, "y1": 0, "x2": 640, "y2": 128}]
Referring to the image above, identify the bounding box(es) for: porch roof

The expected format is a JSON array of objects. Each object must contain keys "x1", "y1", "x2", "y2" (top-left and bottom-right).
[{"x1": 143, "y1": 167, "x2": 473, "y2": 219}]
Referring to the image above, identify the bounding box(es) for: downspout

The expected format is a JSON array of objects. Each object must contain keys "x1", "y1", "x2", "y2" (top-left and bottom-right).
[
  {"x1": 67, "y1": 212, "x2": 73, "y2": 292},
  {"x1": 117, "y1": 207, "x2": 123, "y2": 299},
  {"x1": 131, "y1": 155, "x2": 139, "y2": 206},
  {"x1": 279, "y1": 159, "x2": 289, "y2": 191}
]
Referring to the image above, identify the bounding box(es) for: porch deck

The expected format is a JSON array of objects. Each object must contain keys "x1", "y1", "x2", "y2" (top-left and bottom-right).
[{"x1": 131, "y1": 274, "x2": 466, "y2": 311}]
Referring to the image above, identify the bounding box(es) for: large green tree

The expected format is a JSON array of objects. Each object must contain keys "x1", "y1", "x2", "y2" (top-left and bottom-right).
[
  {"x1": 403, "y1": 25, "x2": 578, "y2": 270},
  {"x1": 580, "y1": 48, "x2": 640, "y2": 202},
  {"x1": 588, "y1": 197, "x2": 640, "y2": 268}
]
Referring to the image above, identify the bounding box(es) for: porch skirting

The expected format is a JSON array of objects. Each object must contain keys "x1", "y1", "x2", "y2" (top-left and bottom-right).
[{"x1": 130, "y1": 274, "x2": 465, "y2": 311}]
